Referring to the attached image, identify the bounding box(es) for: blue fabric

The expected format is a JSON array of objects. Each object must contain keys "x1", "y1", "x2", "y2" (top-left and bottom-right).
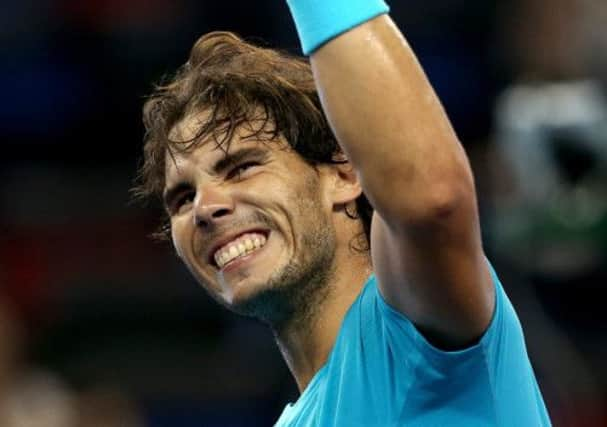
[
  {"x1": 274, "y1": 264, "x2": 551, "y2": 426},
  {"x1": 286, "y1": 0, "x2": 389, "y2": 55}
]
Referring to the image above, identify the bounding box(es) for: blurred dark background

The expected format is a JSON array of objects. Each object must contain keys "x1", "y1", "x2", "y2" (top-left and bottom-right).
[{"x1": 1, "y1": 0, "x2": 606, "y2": 426}]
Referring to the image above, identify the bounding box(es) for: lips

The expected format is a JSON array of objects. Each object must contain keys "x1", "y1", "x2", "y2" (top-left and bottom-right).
[{"x1": 208, "y1": 230, "x2": 269, "y2": 269}]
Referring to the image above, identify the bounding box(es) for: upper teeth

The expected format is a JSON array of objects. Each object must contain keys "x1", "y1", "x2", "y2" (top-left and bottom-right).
[{"x1": 214, "y1": 233, "x2": 267, "y2": 268}]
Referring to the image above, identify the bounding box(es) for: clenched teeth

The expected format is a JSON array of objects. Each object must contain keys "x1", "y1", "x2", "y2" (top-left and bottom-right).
[{"x1": 214, "y1": 233, "x2": 267, "y2": 268}]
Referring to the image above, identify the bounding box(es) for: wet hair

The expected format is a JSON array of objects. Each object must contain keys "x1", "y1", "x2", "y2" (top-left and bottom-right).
[{"x1": 133, "y1": 31, "x2": 372, "y2": 251}]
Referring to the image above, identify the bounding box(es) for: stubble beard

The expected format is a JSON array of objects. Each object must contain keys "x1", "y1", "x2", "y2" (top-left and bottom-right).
[
  {"x1": 200, "y1": 169, "x2": 339, "y2": 335},
  {"x1": 230, "y1": 215, "x2": 337, "y2": 335}
]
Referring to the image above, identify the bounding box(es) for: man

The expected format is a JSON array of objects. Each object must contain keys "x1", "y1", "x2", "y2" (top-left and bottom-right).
[{"x1": 135, "y1": 1, "x2": 551, "y2": 425}]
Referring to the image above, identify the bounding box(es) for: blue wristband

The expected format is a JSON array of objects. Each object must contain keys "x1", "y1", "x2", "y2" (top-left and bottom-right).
[{"x1": 286, "y1": 0, "x2": 390, "y2": 55}]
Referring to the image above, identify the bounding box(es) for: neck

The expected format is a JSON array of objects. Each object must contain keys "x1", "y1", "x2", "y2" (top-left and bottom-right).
[{"x1": 273, "y1": 249, "x2": 372, "y2": 393}]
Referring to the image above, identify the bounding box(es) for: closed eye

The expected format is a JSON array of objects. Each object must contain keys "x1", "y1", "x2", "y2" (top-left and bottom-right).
[
  {"x1": 169, "y1": 190, "x2": 195, "y2": 215},
  {"x1": 226, "y1": 161, "x2": 261, "y2": 180}
]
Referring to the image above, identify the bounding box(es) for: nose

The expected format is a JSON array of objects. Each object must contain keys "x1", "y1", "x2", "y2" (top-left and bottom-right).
[{"x1": 193, "y1": 185, "x2": 235, "y2": 228}]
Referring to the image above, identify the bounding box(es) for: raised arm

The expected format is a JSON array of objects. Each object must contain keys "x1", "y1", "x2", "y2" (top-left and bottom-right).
[{"x1": 288, "y1": 4, "x2": 494, "y2": 348}]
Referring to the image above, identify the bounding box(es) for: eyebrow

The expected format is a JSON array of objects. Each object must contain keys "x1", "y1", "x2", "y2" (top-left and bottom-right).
[
  {"x1": 162, "y1": 146, "x2": 271, "y2": 209},
  {"x1": 212, "y1": 146, "x2": 270, "y2": 175}
]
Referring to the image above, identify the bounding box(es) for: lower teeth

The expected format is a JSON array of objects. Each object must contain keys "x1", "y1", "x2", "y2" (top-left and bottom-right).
[{"x1": 223, "y1": 248, "x2": 255, "y2": 267}]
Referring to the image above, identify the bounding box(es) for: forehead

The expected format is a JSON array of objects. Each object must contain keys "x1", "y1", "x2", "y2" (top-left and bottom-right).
[
  {"x1": 168, "y1": 109, "x2": 211, "y2": 144},
  {"x1": 168, "y1": 106, "x2": 278, "y2": 143}
]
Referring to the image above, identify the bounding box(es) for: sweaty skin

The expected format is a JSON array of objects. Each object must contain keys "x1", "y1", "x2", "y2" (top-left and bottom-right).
[
  {"x1": 310, "y1": 15, "x2": 494, "y2": 351},
  {"x1": 165, "y1": 114, "x2": 372, "y2": 390},
  {"x1": 166, "y1": 15, "x2": 493, "y2": 393}
]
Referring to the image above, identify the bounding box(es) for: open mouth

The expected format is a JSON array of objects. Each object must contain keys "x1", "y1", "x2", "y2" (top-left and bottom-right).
[{"x1": 211, "y1": 231, "x2": 269, "y2": 269}]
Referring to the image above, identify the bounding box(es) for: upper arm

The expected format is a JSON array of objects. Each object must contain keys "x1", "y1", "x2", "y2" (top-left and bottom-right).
[
  {"x1": 308, "y1": 15, "x2": 494, "y2": 348},
  {"x1": 370, "y1": 193, "x2": 494, "y2": 350}
]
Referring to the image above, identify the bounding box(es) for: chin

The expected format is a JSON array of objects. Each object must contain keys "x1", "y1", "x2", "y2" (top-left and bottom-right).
[
  {"x1": 222, "y1": 277, "x2": 293, "y2": 325},
  {"x1": 223, "y1": 278, "x2": 265, "y2": 307}
]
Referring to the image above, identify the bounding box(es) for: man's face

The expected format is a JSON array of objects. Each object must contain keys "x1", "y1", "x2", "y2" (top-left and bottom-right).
[{"x1": 164, "y1": 115, "x2": 338, "y2": 323}]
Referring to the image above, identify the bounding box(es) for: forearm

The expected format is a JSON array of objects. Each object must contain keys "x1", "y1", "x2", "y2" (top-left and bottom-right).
[
  {"x1": 309, "y1": 15, "x2": 475, "y2": 225},
  {"x1": 285, "y1": 4, "x2": 491, "y2": 344}
]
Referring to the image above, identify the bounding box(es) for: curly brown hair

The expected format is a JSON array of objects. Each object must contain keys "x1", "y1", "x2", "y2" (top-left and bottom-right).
[{"x1": 133, "y1": 31, "x2": 372, "y2": 250}]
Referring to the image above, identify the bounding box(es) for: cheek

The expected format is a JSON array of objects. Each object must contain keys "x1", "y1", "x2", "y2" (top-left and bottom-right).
[
  {"x1": 288, "y1": 189, "x2": 329, "y2": 234},
  {"x1": 170, "y1": 219, "x2": 191, "y2": 259}
]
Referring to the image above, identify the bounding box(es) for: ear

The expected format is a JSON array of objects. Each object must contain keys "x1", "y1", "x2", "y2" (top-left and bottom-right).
[{"x1": 319, "y1": 157, "x2": 363, "y2": 208}]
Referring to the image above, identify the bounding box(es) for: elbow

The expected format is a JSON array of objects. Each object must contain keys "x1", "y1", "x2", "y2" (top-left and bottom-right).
[
  {"x1": 364, "y1": 153, "x2": 477, "y2": 229},
  {"x1": 426, "y1": 179, "x2": 472, "y2": 220},
  {"x1": 396, "y1": 170, "x2": 476, "y2": 228}
]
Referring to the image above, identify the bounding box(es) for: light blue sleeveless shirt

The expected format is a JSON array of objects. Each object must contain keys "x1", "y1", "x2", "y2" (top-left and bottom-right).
[{"x1": 275, "y1": 265, "x2": 551, "y2": 426}]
